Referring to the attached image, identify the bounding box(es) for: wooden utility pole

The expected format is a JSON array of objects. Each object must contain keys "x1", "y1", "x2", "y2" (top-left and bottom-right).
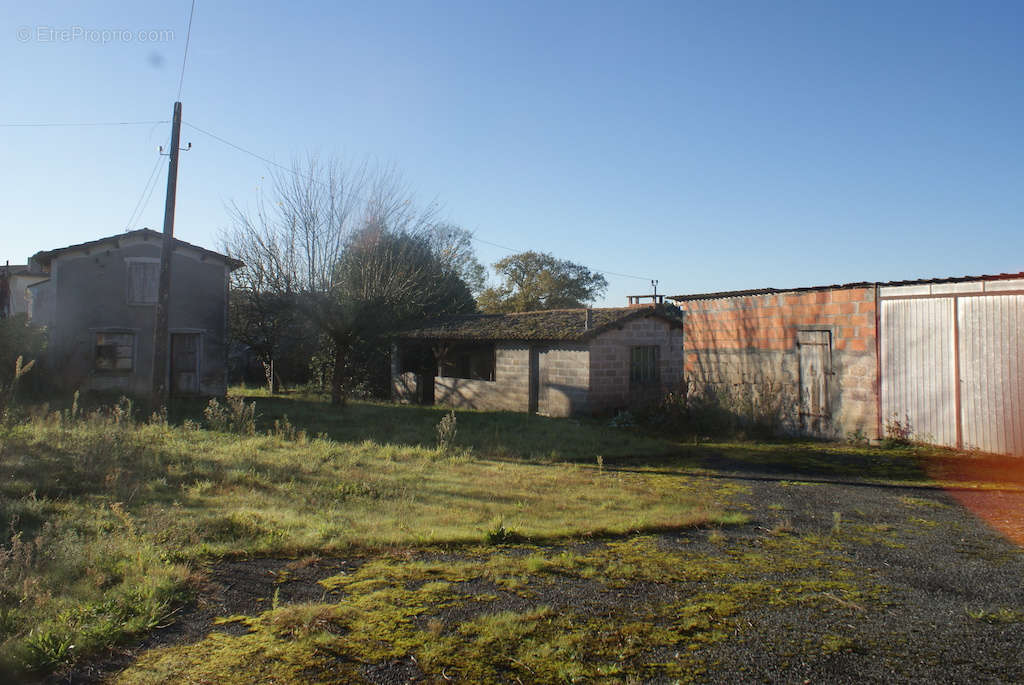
[{"x1": 152, "y1": 101, "x2": 183, "y2": 406}]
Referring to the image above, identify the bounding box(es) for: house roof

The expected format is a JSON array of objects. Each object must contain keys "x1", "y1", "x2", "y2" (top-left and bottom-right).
[
  {"x1": 669, "y1": 272, "x2": 1024, "y2": 302},
  {"x1": 396, "y1": 305, "x2": 683, "y2": 343},
  {"x1": 0, "y1": 264, "x2": 48, "y2": 278},
  {"x1": 30, "y1": 228, "x2": 244, "y2": 271}
]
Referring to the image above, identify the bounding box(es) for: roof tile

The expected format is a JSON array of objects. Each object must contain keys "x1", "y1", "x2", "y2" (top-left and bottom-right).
[{"x1": 397, "y1": 306, "x2": 682, "y2": 342}]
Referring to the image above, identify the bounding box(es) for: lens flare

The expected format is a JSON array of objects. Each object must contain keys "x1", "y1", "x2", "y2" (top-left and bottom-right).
[{"x1": 927, "y1": 452, "x2": 1024, "y2": 546}]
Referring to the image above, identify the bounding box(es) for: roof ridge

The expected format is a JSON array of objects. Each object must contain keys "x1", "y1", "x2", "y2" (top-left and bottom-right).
[
  {"x1": 30, "y1": 228, "x2": 243, "y2": 270},
  {"x1": 396, "y1": 304, "x2": 681, "y2": 342}
]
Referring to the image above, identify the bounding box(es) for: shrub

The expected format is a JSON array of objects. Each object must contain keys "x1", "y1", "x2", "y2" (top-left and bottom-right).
[
  {"x1": 883, "y1": 413, "x2": 913, "y2": 447},
  {"x1": 846, "y1": 428, "x2": 869, "y2": 445},
  {"x1": 0, "y1": 355, "x2": 36, "y2": 422},
  {"x1": 0, "y1": 316, "x2": 46, "y2": 385},
  {"x1": 270, "y1": 415, "x2": 306, "y2": 443},
  {"x1": 636, "y1": 378, "x2": 796, "y2": 440},
  {"x1": 436, "y1": 410, "x2": 457, "y2": 454},
  {"x1": 204, "y1": 397, "x2": 257, "y2": 435},
  {"x1": 484, "y1": 516, "x2": 521, "y2": 544}
]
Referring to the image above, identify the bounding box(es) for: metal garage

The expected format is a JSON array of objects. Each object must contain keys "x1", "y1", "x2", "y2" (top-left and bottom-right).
[{"x1": 880, "y1": 276, "x2": 1024, "y2": 456}]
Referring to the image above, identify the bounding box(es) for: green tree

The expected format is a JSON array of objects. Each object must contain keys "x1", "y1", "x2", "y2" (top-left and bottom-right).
[
  {"x1": 228, "y1": 288, "x2": 318, "y2": 391},
  {"x1": 223, "y1": 156, "x2": 478, "y2": 404},
  {"x1": 477, "y1": 251, "x2": 608, "y2": 313},
  {"x1": 325, "y1": 225, "x2": 476, "y2": 397}
]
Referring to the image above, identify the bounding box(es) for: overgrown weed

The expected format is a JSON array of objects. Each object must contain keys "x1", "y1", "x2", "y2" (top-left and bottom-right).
[{"x1": 0, "y1": 392, "x2": 740, "y2": 676}]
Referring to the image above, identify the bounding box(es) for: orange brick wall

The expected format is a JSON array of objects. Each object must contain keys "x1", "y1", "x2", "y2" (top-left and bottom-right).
[
  {"x1": 675, "y1": 287, "x2": 879, "y2": 439},
  {"x1": 678, "y1": 288, "x2": 877, "y2": 363}
]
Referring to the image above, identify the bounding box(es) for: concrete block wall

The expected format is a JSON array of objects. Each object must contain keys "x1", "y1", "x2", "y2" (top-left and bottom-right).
[
  {"x1": 392, "y1": 371, "x2": 418, "y2": 404},
  {"x1": 538, "y1": 345, "x2": 589, "y2": 417},
  {"x1": 588, "y1": 318, "x2": 684, "y2": 414},
  {"x1": 434, "y1": 344, "x2": 531, "y2": 412},
  {"x1": 676, "y1": 287, "x2": 879, "y2": 439}
]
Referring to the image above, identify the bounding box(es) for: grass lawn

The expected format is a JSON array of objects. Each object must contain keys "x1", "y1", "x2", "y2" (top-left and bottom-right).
[
  {"x1": 2, "y1": 390, "x2": 1020, "y2": 681},
  {"x1": 0, "y1": 391, "x2": 739, "y2": 676}
]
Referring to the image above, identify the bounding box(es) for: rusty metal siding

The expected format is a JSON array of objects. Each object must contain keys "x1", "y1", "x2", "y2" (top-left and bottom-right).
[
  {"x1": 880, "y1": 297, "x2": 958, "y2": 447},
  {"x1": 958, "y1": 295, "x2": 1024, "y2": 455}
]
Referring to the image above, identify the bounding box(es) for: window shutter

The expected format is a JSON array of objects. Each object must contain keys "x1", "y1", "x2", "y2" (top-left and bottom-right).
[{"x1": 127, "y1": 261, "x2": 159, "y2": 304}]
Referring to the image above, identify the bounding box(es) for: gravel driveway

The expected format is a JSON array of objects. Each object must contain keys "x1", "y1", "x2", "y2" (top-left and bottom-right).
[{"x1": 58, "y1": 452, "x2": 1024, "y2": 684}]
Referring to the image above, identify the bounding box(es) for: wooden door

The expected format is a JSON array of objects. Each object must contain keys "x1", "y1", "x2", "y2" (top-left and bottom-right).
[
  {"x1": 798, "y1": 330, "x2": 831, "y2": 434},
  {"x1": 528, "y1": 346, "x2": 540, "y2": 414},
  {"x1": 171, "y1": 333, "x2": 200, "y2": 396}
]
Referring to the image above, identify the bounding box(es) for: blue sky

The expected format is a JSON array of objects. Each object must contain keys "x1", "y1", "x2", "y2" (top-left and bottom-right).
[{"x1": 2, "y1": 0, "x2": 1022, "y2": 305}]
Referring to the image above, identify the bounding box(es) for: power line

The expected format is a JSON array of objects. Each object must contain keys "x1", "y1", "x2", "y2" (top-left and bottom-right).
[
  {"x1": 124, "y1": 151, "x2": 166, "y2": 231},
  {"x1": 177, "y1": 0, "x2": 197, "y2": 100},
  {"x1": 184, "y1": 121, "x2": 298, "y2": 178},
  {"x1": 0, "y1": 120, "x2": 168, "y2": 128},
  {"x1": 137, "y1": 161, "x2": 166, "y2": 228},
  {"x1": 183, "y1": 120, "x2": 655, "y2": 283}
]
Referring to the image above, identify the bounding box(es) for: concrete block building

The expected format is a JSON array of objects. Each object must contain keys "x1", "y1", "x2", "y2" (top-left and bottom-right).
[
  {"x1": 391, "y1": 305, "x2": 684, "y2": 417},
  {"x1": 26, "y1": 229, "x2": 242, "y2": 397}
]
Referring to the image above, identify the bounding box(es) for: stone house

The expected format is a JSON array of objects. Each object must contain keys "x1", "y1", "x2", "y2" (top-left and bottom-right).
[
  {"x1": 670, "y1": 272, "x2": 1024, "y2": 454},
  {"x1": 391, "y1": 305, "x2": 684, "y2": 417},
  {"x1": 26, "y1": 229, "x2": 242, "y2": 397}
]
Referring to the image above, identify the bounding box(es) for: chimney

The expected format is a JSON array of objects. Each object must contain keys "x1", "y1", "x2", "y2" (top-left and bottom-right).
[
  {"x1": 584, "y1": 308, "x2": 593, "y2": 330},
  {"x1": 627, "y1": 294, "x2": 663, "y2": 308}
]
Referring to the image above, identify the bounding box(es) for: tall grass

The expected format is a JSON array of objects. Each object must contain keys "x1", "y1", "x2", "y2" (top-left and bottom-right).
[{"x1": 0, "y1": 393, "x2": 734, "y2": 675}]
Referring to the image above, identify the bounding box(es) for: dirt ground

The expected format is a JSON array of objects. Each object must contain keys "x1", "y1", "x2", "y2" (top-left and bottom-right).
[{"x1": 54, "y1": 454, "x2": 1024, "y2": 684}]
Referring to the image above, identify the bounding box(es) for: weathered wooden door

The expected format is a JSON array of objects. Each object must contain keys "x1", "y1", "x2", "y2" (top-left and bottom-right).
[
  {"x1": 797, "y1": 330, "x2": 831, "y2": 434},
  {"x1": 170, "y1": 333, "x2": 200, "y2": 396}
]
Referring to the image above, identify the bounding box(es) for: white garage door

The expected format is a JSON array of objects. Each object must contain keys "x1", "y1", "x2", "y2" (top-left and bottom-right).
[{"x1": 880, "y1": 297, "x2": 958, "y2": 448}]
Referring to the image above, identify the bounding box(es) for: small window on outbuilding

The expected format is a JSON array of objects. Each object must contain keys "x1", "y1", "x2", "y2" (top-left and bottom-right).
[
  {"x1": 439, "y1": 343, "x2": 496, "y2": 381},
  {"x1": 126, "y1": 259, "x2": 159, "y2": 305},
  {"x1": 95, "y1": 332, "x2": 134, "y2": 372},
  {"x1": 630, "y1": 345, "x2": 659, "y2": 385}
]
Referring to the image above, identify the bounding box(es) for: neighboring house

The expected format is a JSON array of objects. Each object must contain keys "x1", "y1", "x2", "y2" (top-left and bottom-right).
[
  {"x1": 26, "y1": 229, "x2": 242, "y2": 397},
  {"x1": 671, "y1": 272, "x2": 1024, "y2": 456},
  {"x1": 391, "y1": 303, "x2": 684, "y2": 417},
  {"x1": 0, "y1": 263, "x2": 49, "y2": 318}
]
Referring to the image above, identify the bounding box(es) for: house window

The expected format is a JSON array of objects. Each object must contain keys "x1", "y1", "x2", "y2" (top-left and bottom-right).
[
  {"x1": 95, "y1": 332, "x2": 134, "y2": 372},
  {"x1": 630, "y1": 345, "x2": 659, "y2": 385},
  {"x1": 126, "y1": 259, "x2": 159, "y2": 305}
]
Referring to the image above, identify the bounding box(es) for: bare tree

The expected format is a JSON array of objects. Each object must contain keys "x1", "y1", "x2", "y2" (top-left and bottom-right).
[
  {"x1": 427, "y1": 223, "x2": 487, "y2": 296},
  {"x1": 223, "y1": 156, "x2": 476, "y2": 404}
]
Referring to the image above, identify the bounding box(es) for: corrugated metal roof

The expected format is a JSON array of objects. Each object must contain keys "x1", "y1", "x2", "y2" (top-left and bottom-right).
[
  {"x1": 669, "y1": 272, "x2": 1024, "y2": 302},
  {"x1": 396, "y1": 305, "x2": 683, "y2": 342},
  {"x1": 31, "y1": 228, "x2": 244, "y2": 271}
]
